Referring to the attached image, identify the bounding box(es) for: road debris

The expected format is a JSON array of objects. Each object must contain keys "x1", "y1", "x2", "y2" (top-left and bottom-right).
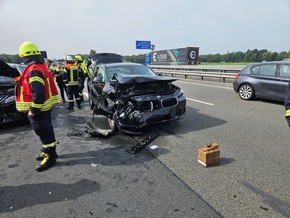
[
  {"x1": 67, "y1": 132, "x2": 82, "y2": 137},
  {"x1": 84, "y1": 122, "x2": 113, "y2": 137},
  {"x1": 7, "y1": 164, "x2": 18, "y2": 168},
  {"x1": 91, "y1": 163, "x2": 97, "y2": 167},
  {"x1": 149, "y1": 145, "x2": 158, "y2": 150},
  {"x1": 198, "y1": 143, "x2": 220, "y2": 167},
  {"x1": 127, "y1": 131, "x2": 159, "y2": 154}
]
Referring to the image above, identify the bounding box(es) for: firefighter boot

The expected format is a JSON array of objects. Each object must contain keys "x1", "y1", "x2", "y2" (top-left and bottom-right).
[
  {"x1": 35, "y1": 147, "x2": 57, "y2": 172},
  {"x1": 36, "y1": 146, "x2": 58, "y2": 161}
]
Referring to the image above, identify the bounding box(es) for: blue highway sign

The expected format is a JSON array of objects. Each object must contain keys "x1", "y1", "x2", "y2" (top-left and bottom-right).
[{"x1": 136, "y1": 40, "x2": 151, "y2": 49}]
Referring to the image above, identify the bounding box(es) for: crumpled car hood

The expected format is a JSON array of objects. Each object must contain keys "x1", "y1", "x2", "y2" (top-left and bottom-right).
[
  {"x1": 0, "y1": 60, "x2": 21, "y2": 78},
  {"x1": 115, "y1": 73, "x2": 178, "y2": 84}
]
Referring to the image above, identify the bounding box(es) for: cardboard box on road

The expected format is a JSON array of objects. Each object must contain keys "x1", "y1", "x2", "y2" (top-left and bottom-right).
[{"x1": 198, "y1": 143, "x2": 220, "y2": 167}]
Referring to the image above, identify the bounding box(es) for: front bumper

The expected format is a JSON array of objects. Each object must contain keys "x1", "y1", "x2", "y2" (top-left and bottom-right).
[
  {"x1": 0, "y1": 102, "x2": 27, "y2": 124},
  {"x1": 116, "y1": 99, "x2": 186, "y2": 135}
]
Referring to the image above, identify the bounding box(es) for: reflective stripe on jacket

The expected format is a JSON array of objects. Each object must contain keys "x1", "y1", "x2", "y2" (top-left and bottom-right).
[
  {"x1": 15, "y1": 64, "x2": 61, "y2": 112},
  {"x1": 63, "y1": 63, "x2": 79, "y2": 86}
]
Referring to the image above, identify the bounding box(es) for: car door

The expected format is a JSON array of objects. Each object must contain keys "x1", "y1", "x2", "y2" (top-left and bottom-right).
[
  {"x1": 251, "y1": 64, "x2": 277, "y2": 98},
  {"x1": 275, "y1": 63, "x2": 290, "y2": 100},
  {"x1": 92, "y1": 66, "x2": 105, "y2": 98}
]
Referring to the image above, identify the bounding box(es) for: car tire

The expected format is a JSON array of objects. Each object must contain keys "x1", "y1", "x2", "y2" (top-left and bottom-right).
[
  {"x1": 88, "y1": 92, "x2": 95, "y2": 110},
  {"x1": 238, "y1": 84, "x2": 255, "y2": 100}
]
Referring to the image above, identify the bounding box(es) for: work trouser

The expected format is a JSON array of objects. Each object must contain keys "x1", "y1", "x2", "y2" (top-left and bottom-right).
[
  {"x1": 57, "y1": 81, "x2": 67, "y2": 102},
  {"x1": 66, "y1": 85, "x2": 81, "y2": 108},
  {"x1": 27, "y1": 110, "x2": 56, "y2": 148},
  {"x1": 78, "y1": 78, "x2": 85, "y2": 100}
]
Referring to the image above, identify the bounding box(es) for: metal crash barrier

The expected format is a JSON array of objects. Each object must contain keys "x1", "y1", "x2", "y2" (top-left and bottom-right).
[{"x1": 149, "y1": 65, "x2": 243, "y2": 83}]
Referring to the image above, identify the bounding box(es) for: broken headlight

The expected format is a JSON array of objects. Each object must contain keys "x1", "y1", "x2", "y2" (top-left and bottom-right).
[{"x1": 1, "y1": 95, "x2": 15, "y2": 105}]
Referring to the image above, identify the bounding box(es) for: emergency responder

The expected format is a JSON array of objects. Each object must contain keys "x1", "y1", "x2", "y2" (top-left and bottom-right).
[
  {"x1": 17, "y1": 41, "x2": 61, "y2": 172},
  {"x1": 54, "y1": 61, "x2": 67, "y2": 102},
  {"x1": 284, "y1": 79, "x2": 290, "y2": 126},
  {"x1": 45, "y1": 58, "x2": 54, "y2": 73},
  {"x1": 74, "y1": 55, "x2": 89, "y2": 102},
  {"x1": 63, "y1": 55, "x2": 82, "y2": 109},
  {"x1": 86, "y1": 53, "x2": 92, "y2": 69}
]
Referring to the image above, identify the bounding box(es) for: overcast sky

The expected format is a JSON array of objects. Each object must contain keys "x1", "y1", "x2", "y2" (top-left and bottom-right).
[{"x1": 1, "y1": 0, "x2": 290, "y2": 58}]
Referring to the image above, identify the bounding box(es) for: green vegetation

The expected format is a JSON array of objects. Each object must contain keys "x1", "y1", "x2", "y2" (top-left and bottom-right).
[
  {"x1": 1, "y1": 48, "x2": 289, "y2": 65},
  {"x1": 199, "y1": 49, "x2": 290, "y2": 63},
  {"x1": 123, "y1": 54, "x2": 145, "y2": 63}
]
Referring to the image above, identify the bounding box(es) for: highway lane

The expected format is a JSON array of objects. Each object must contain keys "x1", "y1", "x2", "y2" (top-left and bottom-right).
[
  {"x1": 149, "y1": 78, "x2": 290, "y2": 217},
  {"x1": 0, "y1": 89, "x2": 222, "y2": 217},
  {"x1": 1, "y1": 78, "x2": 289, "y2": 217}
]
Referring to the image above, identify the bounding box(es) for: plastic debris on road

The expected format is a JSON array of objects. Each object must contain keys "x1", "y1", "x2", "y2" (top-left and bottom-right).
[
  {"x1": 84, "y1": 122, "x2": 113, "y2": 137},
  {"x1": 150, "y1": 145, "x2": 158, "y2": 150},
  {"x1": 91, "y1": 163, "x2": 97, "y2": 167}
]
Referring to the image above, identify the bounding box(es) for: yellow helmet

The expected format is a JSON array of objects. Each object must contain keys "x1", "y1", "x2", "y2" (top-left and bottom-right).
[
  {"x1": 74, "y1": 55, "x2": 83, "y2": 62},
  {"x1": 19, "y1": 42, "x2": 41, "y2": 57}
]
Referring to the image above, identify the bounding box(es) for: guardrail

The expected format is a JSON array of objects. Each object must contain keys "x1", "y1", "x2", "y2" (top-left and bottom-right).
[{"x1": 149, "y1": 65, "x2": 243, "y2": 83}]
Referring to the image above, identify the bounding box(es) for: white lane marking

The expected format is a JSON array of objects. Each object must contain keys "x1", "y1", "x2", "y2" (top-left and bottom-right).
[
  {"x1": 83, "y1": 92, "x2": 88, "y2": 98},
  {"x1": 186, "y1": 98, "x2": 214, "y2": 106},
  {"x1": 176, "y1": 80, "x2": 233, "y2": 90}
]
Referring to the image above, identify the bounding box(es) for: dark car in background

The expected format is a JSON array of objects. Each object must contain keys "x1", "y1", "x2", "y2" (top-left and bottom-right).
[
  {"x1": 88, "y1": 62, "x2": 186, "y2": 135},
  {"x1": 233, "y1": 61, "x2": 290, "y2": 102},
  {"x1": 90, "y1": 53, "x2": 123, "y2": 71},
  {"x1": 0, "y1": 60, "x2": 27, "y2": 125}
]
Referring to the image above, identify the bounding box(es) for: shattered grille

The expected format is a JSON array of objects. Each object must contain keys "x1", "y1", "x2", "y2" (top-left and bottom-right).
[{"x1": 161, "y1": 97, "x2": 178, "y2": 108}]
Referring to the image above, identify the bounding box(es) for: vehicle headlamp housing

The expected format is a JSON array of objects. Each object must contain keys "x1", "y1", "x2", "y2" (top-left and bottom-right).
[
  {"x1": 178, "y1": 89, "x2": 184, "y2": 98},
  {"x1": 0, "y1": 95, "x2": 15, "y2": 105}
]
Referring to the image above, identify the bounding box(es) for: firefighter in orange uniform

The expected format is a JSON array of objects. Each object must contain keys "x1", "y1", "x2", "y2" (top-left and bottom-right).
[
  {"x1": 63, "y1": 56, "x2": 82, "y2": 109},
  {"x1": 16, "y1": 42, "x2": 61, "y2": 172}
]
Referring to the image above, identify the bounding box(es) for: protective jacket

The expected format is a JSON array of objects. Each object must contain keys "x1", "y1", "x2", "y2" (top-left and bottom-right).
[
  {"x1": 284, "y1": 80, "x2": 290, "y2": 124},
  {"x1": 285, "y1": 80, "x2": 290, "y2": 126},
  {"x1": 63, "y1": 63, "x2": 80, "y2": 86},
  {"x1": 80, "y1": 62, "x2": 91, "y2": 79},
  {"x1": 49, "y1": 65, "x2": 54, "y2": 72},
  {"x1": 15, "y1": 64, "x2": 61, "y2": 113}
]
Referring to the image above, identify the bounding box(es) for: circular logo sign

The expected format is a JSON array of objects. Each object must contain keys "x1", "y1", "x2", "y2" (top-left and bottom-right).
[
  {"x1": 152, "y1": 52, "x2": 157, "y2": 62},
  {"x1": 189, "y1": 51, "x2": 197, "y2": 60}
]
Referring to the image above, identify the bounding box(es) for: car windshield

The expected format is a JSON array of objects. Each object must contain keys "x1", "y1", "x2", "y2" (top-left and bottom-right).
[{"x1": 107, "y1": 65, "x2": 156, "y2": 81}]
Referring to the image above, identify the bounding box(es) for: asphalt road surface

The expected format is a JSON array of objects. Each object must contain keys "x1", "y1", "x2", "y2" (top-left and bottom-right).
[{"x1": 1, "y1": 77, "x2": 289, "y2": 218}]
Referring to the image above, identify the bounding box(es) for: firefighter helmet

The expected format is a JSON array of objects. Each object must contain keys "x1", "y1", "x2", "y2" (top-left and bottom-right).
[
  {"x1": 74, "y1": 55, "x2": 83, "y2": 62},
  {"x1": 19, "y1": 42, "x2": 41, "y2": 57},
  {"x1": 66, "y1": 55, "x2": 73, "y2": 61}
]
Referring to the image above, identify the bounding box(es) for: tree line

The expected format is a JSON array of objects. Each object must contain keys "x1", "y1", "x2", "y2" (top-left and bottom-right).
[
  {"x1": 199, "y1": 49, "x2": 290, "y2": 63},
  {"x1": 123, "y1": 49, "x2": 290, "y2": 64},
  {"x1": 1, "y1": 49, "x2": 290, "y2": 64}
]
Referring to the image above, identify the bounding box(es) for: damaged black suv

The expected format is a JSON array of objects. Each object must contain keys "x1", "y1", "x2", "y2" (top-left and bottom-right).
[
  {"x1": 0, "y1": 60, "x2": 27, "y2": 125},
  {"x1": 88, "y1": 62, "x2": 186, "y2": 135}
]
